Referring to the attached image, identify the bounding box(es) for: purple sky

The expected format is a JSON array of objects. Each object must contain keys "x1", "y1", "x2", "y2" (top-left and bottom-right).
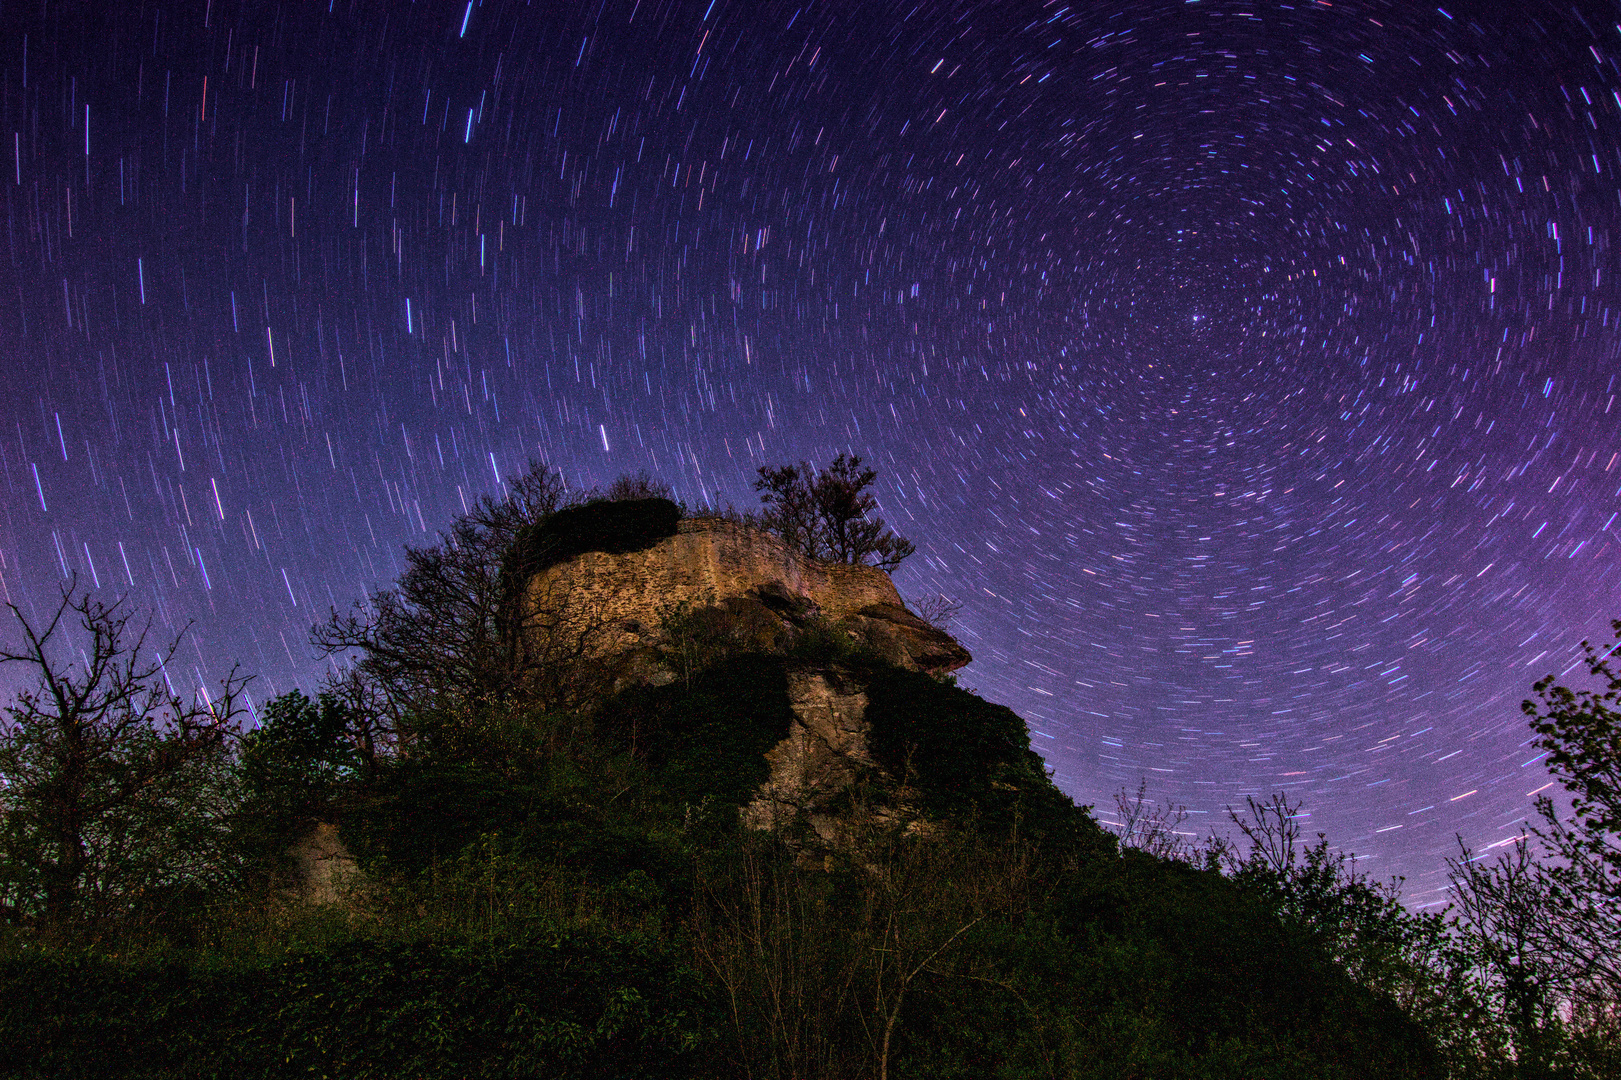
[{"x1": 2, "y1": 0, "x2": 1619, "y2": 903}]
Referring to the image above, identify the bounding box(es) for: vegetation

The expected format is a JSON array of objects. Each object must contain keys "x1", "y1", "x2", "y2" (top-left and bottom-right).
[
  {"x1": 0, "y1": 458, "x2": 1617, "y2": 1076},
  {"x1": 751, "y1": 453, "x2": 916, "y2": 571},
  {"x1": 0, "y1": 587, "x2": 248, "y2": 943}
]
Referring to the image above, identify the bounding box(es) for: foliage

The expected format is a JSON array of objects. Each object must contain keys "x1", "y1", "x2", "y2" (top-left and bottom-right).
[
  {"x1": 688, "y1": 819, "x2": 1444, "y2": 1080},
  {"x1": 1448, "y1": 836, "x2": 1590, "y2": 1078},
  {"x1": 507, "y1": 496, "x2": 683, "y2": 581},
  {"x1": 752, "y1": 454, "x2": 916, "y2": 571},
  {"x1": 596, "y1": 654, "x2": 797, "y2": 817},
  {"x1": 1521, "y1": 620, "x2": 1621, "y2": 1004},
  {"x1": 860, "y1": 662, "x2": 1092, "y2": 846},
  {"x1": 239, "y1": 690, "x2": 364, "y2": 813},
  {"x1": 0, "y1": 930, "x2": 720, "y2": 1079},
  {"x1": 1031, "y1": 848, "x2": 1445, "y2": 1080},
  {"x1": 1435, "y1": 621, "x2": 1621, "y2": 1077},
  {"x1": 1214, "y1": 795, "x2": 1487, "y2": 1065},
  {"x1": 0, "y1": 587, "x2": 248, "y2": 942}
]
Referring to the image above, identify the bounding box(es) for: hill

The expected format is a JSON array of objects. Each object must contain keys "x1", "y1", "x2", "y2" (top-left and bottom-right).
[{"x1": 0, "y1": 473, "x2": 1449, "y2": 1078}]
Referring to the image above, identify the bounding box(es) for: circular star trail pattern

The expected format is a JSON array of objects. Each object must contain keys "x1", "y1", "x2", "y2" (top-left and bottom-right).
[{"x1": 2, "y1": 0, "x2": 1619, "y2": 900}]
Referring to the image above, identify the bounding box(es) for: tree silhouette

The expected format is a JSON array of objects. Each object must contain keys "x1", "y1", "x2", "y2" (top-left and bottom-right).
[
  {"x1": 752, "y1": 454, "x2": 915, "y2": 572},
  {"x1": 0, "y1": 586, "x2": 248, "y2": 940}
]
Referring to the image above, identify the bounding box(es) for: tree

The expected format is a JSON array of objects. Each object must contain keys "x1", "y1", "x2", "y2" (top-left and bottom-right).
[
  {"x1": 312, "y1": 460, "x2": 575, "y2": 728},
  {"x1": 1217, "y1": 794, "x2": 1483, "y2": 1069},
  {"x1": 1448, "y1": 837, "x2": 1570, "y2": 1077},
  {"x1": 1436, "y1": 626, "x2": 1621, "y2": 1077},
  {"x1": 0, "y1": 586, "x2": 248, "y2": 941},
  {"x1": 1519, "y1": 620, "x2": 1621, "y2": 1007},
  {"x1": 239, "y1": 690, "x2": 364, "y2": 820},
  {"x1": 752, "y1": 454, "x2": 915, "y2": 572},
  {"x1": 314, "y1": 462, "x2": 673, "y2": 746}
]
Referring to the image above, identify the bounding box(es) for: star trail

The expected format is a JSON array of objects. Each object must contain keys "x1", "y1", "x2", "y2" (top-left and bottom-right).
[{"x1": 1, "y1": 0, "x2": 1619, "y2": 901}]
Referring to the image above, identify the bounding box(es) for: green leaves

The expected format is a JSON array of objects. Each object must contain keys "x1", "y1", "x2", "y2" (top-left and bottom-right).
[
  {"x1": 240, "y1": 691, "x2": 364, "y2": 811},
  {"x1": 861, "y1": 662, "x2": 1084, "y2": 842},
  {"x1": 1525, "y1": 621, "x2": 1621, "y2": 851},
  {"x1": 0, "y1": 932, "x2": 720, "y2": 1079}
]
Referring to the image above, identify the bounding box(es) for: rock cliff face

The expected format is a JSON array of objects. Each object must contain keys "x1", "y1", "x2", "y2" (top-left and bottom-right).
[
  {"x1": 526, "y1": 517, "x2": 971, "y2": 676},
  {"x1": 527, "y1": 516, "x2": 972, "y2": 833},
  {"x1": 739, "y1": 666, "x2": 879, "y2": 836}
]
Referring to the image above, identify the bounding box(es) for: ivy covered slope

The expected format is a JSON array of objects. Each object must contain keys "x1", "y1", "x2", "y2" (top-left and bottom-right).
[{"x1": 0, "y1": 465, "x2": 1447, "y2": 1079}]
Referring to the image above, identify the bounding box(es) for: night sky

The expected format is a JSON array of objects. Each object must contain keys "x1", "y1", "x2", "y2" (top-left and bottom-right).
[{"x1": 2, "y1": 0, "x2": 1619, "y2": 903}]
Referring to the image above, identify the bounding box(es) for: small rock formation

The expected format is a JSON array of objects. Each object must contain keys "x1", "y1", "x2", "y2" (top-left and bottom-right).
[{"x1": 284, "y1": 821, "x2": 362, "y2": 905}]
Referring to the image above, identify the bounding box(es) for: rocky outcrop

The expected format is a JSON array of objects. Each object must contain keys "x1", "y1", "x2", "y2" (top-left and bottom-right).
[
  {"x1": 524, "y1": 516, "x2": 971, "y2": 835},
  {"x1": 284, "y1": 821, "x2": 362, "y2": 905},
  {"x1": 741, "y1": 667, "x2": 876, "y2": 836},
  {"x1": 525, "y1": 517, "x2": 970, "y2": 677}
]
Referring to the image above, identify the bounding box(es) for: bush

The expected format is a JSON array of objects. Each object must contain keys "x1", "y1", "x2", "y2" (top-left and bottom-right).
[
  {"x1": 506, "y1": 497, "x2": 683, "y2": 583},
  {"x1": 860, "y1": 663, "x2": 1098, "y2": 846},
  {"x1": 0, "y1": 930, "x2": 721, "y2": 1079},
  {"x1": 597, "y1": 654, "x2": 796, "y2": 818}
]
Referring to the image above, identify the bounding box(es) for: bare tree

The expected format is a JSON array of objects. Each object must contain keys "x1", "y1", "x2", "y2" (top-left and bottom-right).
[
  {"x1": 1111, "y1": 780, "x2": 1194, "y2": 861},
  {"x1": 602, "y1": 470, "x2": 675, "y2": 503},
  {"x1": 0, "y1": 585, "x2": 248, "y2": 940},
  {"x1": 1449, "y1": 836, "x2": 1569, "y2": 1072},
  {"x1": 313, "y1": 460, "x2": 573, "y2": 721},
  {"x1": 752, "y1": 463, "x2": 821, "y2": 559},
  {"x1": 914, "y1": 594, "x2": 962, "y2": 633},
  {"x1": 314, "y1": 461, "x2": 651, "y2": 747},
  {"x1": 1220, "y1": 792, "x2": 1307, "y2": 876}
]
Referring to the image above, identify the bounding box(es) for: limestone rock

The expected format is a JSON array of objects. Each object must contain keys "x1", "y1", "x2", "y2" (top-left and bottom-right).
[
  {"x1": 845, "y1": 602, "x2": 972, "y2": 673},
  {"x1": 742, "y1": 667, "x2": 875, "y2": 836},
  {"x1": 526, "y1": 516, "x2": 971, "y2": 677},
  {"x1": 284, "y1": 821, "x2": 362, "y2": 905}
]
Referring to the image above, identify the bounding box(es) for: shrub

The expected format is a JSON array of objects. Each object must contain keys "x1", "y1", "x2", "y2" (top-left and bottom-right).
[
  {"x1": 506, "y1": 497, "x2": 684, "y2": 584},
  {"x1": 0, "y1": 930, "x2": 721, "y2": 1079},
  {"x1": 860, "y1": 663, "x2": 1090, "y2": 843},
  {"x1": 598, "y1": 655, "x2": 796, "y2": 819}
]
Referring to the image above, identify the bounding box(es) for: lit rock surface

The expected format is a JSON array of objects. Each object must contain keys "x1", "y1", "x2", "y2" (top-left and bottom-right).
[
  {"x1": 741, "y1": 667, "x2": 876, "y2": 835},
  {"x1": 285, "y1": 822, "x2": 362, "y2": 906},
  {"x1": 526, "y1": 517, "x2": 971, "y2": 675}
]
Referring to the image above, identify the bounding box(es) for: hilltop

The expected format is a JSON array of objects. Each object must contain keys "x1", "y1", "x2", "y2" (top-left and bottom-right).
[{"x1": 0, "y1": 463, "x2": 1453, "y2": 1079}]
